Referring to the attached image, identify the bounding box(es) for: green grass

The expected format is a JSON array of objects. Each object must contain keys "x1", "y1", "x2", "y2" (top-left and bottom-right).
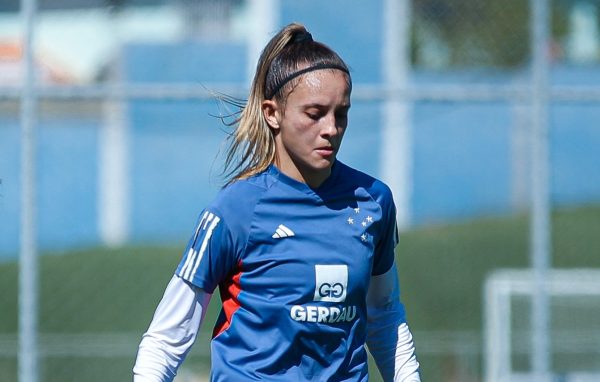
[
  {"x1": 1, "y1": 246, "x2": 183, "y2": 333},
  {"x1": 1, "y1": 204, "x2": 599, "y2": 381},
  {"x1": 398, "y1": 204, "x2": 600, "y2": 332}
]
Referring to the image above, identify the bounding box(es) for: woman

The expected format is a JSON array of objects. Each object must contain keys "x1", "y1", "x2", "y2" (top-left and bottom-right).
[{"x1": 133, "y1": 23, "x2": 420, "y2": 381}]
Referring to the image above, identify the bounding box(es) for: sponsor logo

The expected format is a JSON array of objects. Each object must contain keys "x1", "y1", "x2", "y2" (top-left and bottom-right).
[
  {"x1": 289, "y1": 264, "x2": 357, "y2": 325},
  {"x1": 313, "y1": 264, "x2": 347, "y2": 302},
  {"x1": 318, "y1": 282, "x2": 344, "y2": 299},
  {"x1": 290, "y1": 305, "x2": 357, "y2": 323}
]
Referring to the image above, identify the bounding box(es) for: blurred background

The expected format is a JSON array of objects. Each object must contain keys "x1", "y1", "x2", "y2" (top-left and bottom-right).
[{"x1": 1, "y1": 0, "x2": 600, "y2": 381}]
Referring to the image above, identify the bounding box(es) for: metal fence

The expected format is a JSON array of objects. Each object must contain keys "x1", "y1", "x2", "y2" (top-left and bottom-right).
[{"x1": 2, "y1": 0, "x2": 600, "y2": 381}]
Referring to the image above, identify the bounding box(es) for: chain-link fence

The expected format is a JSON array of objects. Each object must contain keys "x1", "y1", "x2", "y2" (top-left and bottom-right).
[{"x1": 2, "y1": 0, "x2": 600, "y2": 381}]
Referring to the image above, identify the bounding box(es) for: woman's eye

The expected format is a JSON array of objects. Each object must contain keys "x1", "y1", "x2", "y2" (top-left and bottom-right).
[{"x1": 307, "y1": 113, "x2": 320, "y2": 120}]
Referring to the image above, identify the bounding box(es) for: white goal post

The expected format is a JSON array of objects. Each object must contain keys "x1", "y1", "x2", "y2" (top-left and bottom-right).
[{"x1": 484, "y1": 269, "x2": 600, "y2": 382}]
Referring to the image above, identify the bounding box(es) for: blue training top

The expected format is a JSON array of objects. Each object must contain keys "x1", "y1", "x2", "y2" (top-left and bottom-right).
[{"x1": 175, "y1": 161, "x2": 404, "y2": 381}]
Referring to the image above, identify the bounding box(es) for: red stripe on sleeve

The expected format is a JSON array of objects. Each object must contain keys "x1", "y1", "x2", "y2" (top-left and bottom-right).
[{"x1": 212, "y1": 261, "x2": 243, "y2": 338}]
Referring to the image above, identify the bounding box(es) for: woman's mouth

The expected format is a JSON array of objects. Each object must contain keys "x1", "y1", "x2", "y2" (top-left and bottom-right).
[{"x1": 315, "y1": 147, "x2": 335, "y2": 157}]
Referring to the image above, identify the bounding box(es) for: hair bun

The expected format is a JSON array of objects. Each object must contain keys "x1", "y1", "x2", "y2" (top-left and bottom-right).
[{"x1": 293, "y1": 31, "x2": 313, "y2": 43}]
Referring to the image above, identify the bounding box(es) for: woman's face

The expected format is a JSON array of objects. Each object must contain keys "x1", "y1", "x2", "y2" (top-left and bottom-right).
[{"x1": 264, "y1": 69, "x2": 351, "y2": 188}]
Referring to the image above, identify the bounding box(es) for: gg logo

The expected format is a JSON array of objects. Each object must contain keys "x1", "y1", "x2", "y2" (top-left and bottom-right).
[
  {"x1": 314, "y1": 265, "x2": 348, "y2": 302},
  {"x1": 318, "y1": 283, "x2": 344, "y2": 298}
]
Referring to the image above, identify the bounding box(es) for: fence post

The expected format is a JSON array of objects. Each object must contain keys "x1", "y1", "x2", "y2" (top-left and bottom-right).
[
  {"x1": 530, "y1": 0, "x2": 552, "y2": 380},
  {"x1": 99, "y1": 9, "x2": 130, "y2": 247},
  {"x1": 382, "y1": 0, "x2": 412, "y2": 230},
  {"x1": 19, "y1": 0, "x2": 39, "y2": 381},
  {"x1": 246, "y1": 0, "x2": 279, "y2": 86}
]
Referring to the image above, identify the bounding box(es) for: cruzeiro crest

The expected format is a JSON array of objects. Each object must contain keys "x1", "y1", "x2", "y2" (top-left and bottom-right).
[{"x1": 345, "y1": 206, "x2": 374, "y2": 243}]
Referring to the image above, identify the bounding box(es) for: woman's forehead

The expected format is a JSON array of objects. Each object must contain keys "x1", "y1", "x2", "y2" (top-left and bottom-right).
[
  {"x1": 301, "y1": 69, "x2": 349, "y2": 84},
  {"x1": 289, "y1": 70, "x2": 351, "y2": 99}
]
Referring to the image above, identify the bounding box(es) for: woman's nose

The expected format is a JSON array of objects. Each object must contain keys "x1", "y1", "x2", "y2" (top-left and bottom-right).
[{"x1": 321, "y1": 114, "x2": 339, "y2": 138}]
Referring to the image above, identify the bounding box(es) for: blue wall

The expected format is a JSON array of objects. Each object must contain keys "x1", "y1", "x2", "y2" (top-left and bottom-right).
[
  {"x1": 125, "y1": 42, "x2": 247, "y2": 243},
  {"x1": 0, "y1": 118, "x2": 100, "y2": 255}
]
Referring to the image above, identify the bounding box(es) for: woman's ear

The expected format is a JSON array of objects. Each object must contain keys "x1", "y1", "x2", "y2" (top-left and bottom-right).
[{"x1": 262, "y1": 99, "x2": 280, "y2": 130}]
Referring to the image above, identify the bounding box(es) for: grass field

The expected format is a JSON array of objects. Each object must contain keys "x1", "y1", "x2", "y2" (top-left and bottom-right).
[{"x1": 1, "y1": 204, "x2": 599, "y2": 381}]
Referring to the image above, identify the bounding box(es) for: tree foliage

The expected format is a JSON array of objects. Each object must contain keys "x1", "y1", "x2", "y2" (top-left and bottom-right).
[{"x1": 411, "y1": 0, "x2": 571, "y2": 69}]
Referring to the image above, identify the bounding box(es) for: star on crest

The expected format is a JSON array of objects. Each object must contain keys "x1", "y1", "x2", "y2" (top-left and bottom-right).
[
  {"x1": 354, "y1": 207, "x2": 360, "y2": 214},
  {"x1": 366, "y1": 216, "x2": 373, "y2": 223},
  {"x1": 361, "y1": 233, "x2": 368, "y2": 242},
  {"x1": 361, "y1": 221, "x2": 367, "y2": 227},
  {"x1": 347, "y1": 217, "x2": 354, "y2": 224}
]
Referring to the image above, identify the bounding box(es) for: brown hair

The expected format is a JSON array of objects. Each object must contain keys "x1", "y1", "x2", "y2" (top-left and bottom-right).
[{"x1": 221, "y1": 23, "x2": 351, "y2": 184}]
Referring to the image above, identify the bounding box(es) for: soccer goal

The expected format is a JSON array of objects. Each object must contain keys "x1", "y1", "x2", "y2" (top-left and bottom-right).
[{"x1": 484, "y1": 269, "x2": 600, "y2": 382}]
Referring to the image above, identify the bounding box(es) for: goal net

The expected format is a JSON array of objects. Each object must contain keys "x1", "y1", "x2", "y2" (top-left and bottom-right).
[{"x1": 484, "y1": 269, "x2": 600, "y2": 382}]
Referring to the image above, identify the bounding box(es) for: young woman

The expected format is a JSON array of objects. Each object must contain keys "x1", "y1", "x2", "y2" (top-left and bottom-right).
[{"x1": 133, "y1": 23, "x2": 420, "y2": 381}]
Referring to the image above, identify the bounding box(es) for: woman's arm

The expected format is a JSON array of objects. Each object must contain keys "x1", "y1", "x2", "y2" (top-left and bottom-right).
[
  {"x1": 366, "y1": 265, "x2": 420, "y2": 381},
  {"x1": 133, "y1": 275, "x2": 211, "y2": 382}
]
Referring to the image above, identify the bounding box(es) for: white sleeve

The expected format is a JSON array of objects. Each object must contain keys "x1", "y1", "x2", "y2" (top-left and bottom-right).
[
  {"x1": 366, "y1": 264, "x2": 421, "y2": 381},
  {"x1": 133, "y1": 275, "x2": 211, "y2": 382}
]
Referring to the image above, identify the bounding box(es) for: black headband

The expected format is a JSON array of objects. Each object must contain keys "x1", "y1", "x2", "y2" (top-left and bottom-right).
[{"x1": 265, "y1": 63, "x2": 350, "y2": 100}]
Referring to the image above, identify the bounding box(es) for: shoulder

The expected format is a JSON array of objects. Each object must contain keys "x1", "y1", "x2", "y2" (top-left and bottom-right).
[
  {"x1": 205, "y1": 171, "x2": 274, "y2": 225},
  {"x1": 336, "y1": 161, "x2": 394, "y2": 206}
]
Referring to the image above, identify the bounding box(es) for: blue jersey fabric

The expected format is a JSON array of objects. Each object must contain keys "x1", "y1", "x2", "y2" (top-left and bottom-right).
[{"x1": 176, "y1": 161, "x2": 403, "y2": 381}]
